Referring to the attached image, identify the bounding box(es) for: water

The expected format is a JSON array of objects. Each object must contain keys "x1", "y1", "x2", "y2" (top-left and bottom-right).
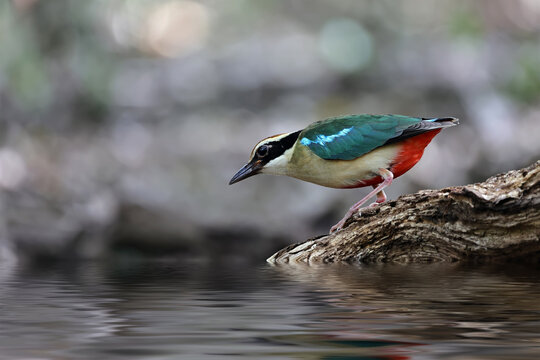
[{"x1": 1, "y1": 258, "x2": 540, "y2": 359}]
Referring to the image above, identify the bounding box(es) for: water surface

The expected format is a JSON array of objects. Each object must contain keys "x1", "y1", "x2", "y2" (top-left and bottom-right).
[{"x1": 1, "y1": 258, "x2": 540, "y2": 359}]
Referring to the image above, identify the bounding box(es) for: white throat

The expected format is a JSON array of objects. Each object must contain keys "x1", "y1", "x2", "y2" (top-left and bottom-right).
[{"x1": 260, "y1": 147, "x2": 294, "y2": 176}]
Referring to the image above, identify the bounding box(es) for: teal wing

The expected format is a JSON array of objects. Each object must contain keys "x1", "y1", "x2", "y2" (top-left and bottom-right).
[{"x1": 299, "y1": 114, "x2": 429, "y2": 160}]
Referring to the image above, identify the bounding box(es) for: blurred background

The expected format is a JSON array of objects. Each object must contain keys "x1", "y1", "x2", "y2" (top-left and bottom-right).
[{"x1": 0, "y1": 0, "x2": 539, "y2": 262}]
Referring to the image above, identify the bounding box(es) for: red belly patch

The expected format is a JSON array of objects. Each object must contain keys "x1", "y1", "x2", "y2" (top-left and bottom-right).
[
  {"x1": 390, "y1": 129, "x2": 441, "y2": 177},
  {"x1": 349, "y1": 129, "x2": 441, "y2": 188}
]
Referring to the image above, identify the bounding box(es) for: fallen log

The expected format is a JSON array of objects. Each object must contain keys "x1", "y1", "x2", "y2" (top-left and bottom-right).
[{"x1": 268, "y1": 161, "x2": 540, "y2": 264}]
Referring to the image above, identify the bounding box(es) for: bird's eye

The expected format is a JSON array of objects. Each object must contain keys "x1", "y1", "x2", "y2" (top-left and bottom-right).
[{"x1": 257, "y1": 145, "x2": 269, "y2": 157}]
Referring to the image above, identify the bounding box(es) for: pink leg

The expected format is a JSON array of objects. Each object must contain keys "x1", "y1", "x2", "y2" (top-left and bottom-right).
[
  {"x1": 330, "y1": 168, "x2": 394, "y2": 233},
  {"x1": 369, "y1": 189, "x2": 388, "y2": 208}
]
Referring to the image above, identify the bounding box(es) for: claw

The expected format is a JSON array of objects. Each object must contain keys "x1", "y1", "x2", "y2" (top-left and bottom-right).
[
  {"x1": 330, "y1": 210, "x2": 361, "y2": 233},
  {"x1": 329, "y1": 168, "x2": 394, "y2": 234}
]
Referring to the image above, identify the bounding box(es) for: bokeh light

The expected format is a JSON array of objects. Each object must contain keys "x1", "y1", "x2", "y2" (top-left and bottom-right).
[
  {"x1": 319, "y1": 18, "x2": 373, "y2": 73},
  {"x1": 0, "y1": 0, "x2": 539, "y2": 259},
  {"x1": 109, "y1": 0, "x2": 210, "y2": 58}
]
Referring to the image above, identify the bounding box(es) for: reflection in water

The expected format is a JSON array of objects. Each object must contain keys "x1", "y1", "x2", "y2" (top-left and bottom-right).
[
  {"x1": 273, "y1": 263, "x2": 540, "y2": 358},
  {"x1": 1, "y1": 259, "x2": 540, "y2": 359}
]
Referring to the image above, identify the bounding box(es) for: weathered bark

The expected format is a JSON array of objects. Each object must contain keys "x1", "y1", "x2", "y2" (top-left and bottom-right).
[{"x1": 268, "y1": 161, "x2": 540, "y2": 264}]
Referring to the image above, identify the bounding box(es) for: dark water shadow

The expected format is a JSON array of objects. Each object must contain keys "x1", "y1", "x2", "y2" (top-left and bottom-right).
[
  {"x1": 267, "y1": 262, "x2": 540, "y2": 358},
  {"x1": 2, "y1": 258, "x2": 540, "y2": 359}
]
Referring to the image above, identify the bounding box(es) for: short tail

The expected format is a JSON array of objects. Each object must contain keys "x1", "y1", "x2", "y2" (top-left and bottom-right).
[
  {"x1": 384, "y1": 116, "x2": 459, "y2": 146},
  {"x1": 424, "y1": 117, "x2": 459, "y2": 128}
]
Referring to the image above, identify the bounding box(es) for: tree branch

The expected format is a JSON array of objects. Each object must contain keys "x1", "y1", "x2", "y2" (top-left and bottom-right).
[{"x1": 268, "y1": 161, "x2": 540, "y2": 264}]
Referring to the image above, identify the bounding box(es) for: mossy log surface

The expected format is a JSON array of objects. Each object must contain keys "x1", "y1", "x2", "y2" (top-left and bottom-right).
[{"x1": 268, "y1": 161, "x2": 540, "y2": 265}]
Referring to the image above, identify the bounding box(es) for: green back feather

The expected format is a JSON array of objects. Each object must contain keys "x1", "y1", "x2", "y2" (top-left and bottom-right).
[{"x1": 298, "y1": 114, "x2": 427, "y2": 160}]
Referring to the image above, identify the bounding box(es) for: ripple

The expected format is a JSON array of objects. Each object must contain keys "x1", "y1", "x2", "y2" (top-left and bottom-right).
[{"x1": 0, "y1": 261, "x2": 539, "y2": 359}]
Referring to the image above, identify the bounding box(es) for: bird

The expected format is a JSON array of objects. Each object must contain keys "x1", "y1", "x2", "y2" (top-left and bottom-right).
[{"x1": 229, "y1": 114, "x2": 458, "y2": 233}]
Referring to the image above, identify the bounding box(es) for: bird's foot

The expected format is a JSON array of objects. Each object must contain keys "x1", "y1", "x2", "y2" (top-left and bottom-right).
[
  {"x1": 331, "y1": 201, "x2": 384, "y2": 232},
  {"x1": 330, "y1": 197, "x2": 387, "y2": 233},
  {"x1": 329, "y1": 169, "x2": 393, "y2": 234},
  {"x1": 329, "y1": 219, "x2": 347, "y2": 234},
  {"x1": 330, "y1": 210, "x2": 360, "y2": 233}
]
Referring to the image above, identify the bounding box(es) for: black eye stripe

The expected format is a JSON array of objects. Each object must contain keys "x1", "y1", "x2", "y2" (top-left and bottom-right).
[{"x1": 254, "y1": 130, "x2": 301, "y2": 166}]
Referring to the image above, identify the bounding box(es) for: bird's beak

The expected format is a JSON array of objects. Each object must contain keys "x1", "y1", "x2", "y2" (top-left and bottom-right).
[{"x1": 229, "y1": 160, "x2": 262, "y2": 185}]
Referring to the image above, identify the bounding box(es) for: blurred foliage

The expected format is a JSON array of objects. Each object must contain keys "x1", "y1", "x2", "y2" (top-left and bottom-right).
[
  {"x1": 2, "y1": 0, "x2": 540, "y2": 123},
  {"x1": 1, "y1": 0, "x2": 114, "y2": 122},
  {"x1": 449, "y1": 6, "x2": 484, "y2": 39},
  {"x1": 506, "y1": 46, "x2": 540, "y2": 104},
  {"x1": 0, "y1": 0, "x2": 539, "y2": 258}
]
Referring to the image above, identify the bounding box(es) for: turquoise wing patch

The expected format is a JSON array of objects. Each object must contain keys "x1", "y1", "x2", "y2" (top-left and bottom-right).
[{"x1": 299, "y1": 114, "x2": 423, "y2": 160}]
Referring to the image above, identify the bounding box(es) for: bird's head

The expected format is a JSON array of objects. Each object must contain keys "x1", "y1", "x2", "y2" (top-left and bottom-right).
[{"x1": 229, "y1": 130, "x2": 301, "y2": 185}]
